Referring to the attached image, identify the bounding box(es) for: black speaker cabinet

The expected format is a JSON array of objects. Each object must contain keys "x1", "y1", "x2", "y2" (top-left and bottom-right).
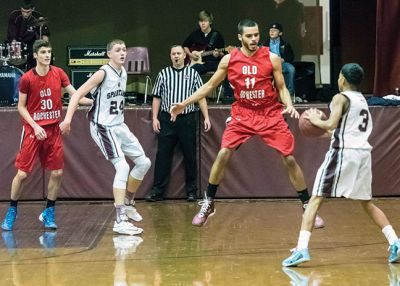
[
  {"x1": 293, "y1": 61, "x2": 317, "y2": 101},
  {"x1": 70, "y1": 68, "x2": 98, "y2": 89}
]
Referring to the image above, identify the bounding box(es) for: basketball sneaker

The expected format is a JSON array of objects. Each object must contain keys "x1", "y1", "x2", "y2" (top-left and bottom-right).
[
  {"x1": 192, "y1": 197, "x2": 215, "y2": 227},
  {"x1": 114, "y1": 205, "x2": 143, "y2": 235},
  {"x1": 125, "y1": 204, "x2": 143, "y2": 222},
  {"x1": 282, "y1": 248, "x2": 311, "y2": 267},
  {"x1": 39, "y1": 207, "x2": 57, "y2": 229},
  {"x1": 389, "y1": 239, "x2": 400, "y2": 263},
  {"x1": 282, "y1": 267, "x2": 310, "y2": 286},
  {"x1": 113, "y1": 220, "x2": 143, "y2": 235},
  {"x1": 1, "y1": 207, "x2": 17, "y2": 231}
]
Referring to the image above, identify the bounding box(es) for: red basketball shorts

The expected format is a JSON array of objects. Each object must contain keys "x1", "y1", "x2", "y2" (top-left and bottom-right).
[
  {"x1": 221, "y1": 104, "x2": 295, "y2": 156},
  {"x1": 15, "y1": 123, "x2": 64, "y2": 172}
]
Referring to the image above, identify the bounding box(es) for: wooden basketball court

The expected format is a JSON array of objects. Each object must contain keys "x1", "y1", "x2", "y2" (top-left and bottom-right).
[{"x1": 0, "y1": 199, "x2": 399, "y2": 285}]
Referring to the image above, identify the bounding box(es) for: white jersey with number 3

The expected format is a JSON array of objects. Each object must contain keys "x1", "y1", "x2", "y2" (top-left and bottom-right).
[
  {"x1": 313, "y1": 90, "x2": 373, "y2": 199},
  {"x1": 88, "y1": 64, "x2": 127, "y2": 126},
  {"x1": 330, "y1": 90, "x2": 372, "y2": 150}
]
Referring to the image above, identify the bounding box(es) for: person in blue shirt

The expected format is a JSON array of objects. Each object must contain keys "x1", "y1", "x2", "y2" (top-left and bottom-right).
[{"x1": 264, "y1": 22, "x2": 296, "y2": 97}]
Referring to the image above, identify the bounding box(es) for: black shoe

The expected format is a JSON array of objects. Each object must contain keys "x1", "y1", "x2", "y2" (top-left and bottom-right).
[
  {"x1": 145, "y1": 193, "x2": 164, "y2": 202},
  {"x1": 187, "y1": 193, "x2": 197, "y2": 202}
]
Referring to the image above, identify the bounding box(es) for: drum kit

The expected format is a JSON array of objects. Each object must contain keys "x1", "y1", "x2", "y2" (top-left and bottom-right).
[
  {"x1": 0, "y1": 17, "x2": 47, "y2": 106},
  {"x1": 0, "y1": 42, "x2": 25, "y2": 106}
]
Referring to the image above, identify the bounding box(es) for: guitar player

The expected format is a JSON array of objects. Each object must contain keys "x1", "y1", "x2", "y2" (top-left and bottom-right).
[{"x1": 183, "y1": 10, "x2": 225, "y2": 75}]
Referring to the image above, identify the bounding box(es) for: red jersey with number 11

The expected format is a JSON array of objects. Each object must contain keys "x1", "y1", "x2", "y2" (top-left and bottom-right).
[
  {"x1": 19, "y1": 66, "x2": 70, "y2": 126},
  {"x1": 228, "y1": 46, "x2": 279, "y2": 108}
]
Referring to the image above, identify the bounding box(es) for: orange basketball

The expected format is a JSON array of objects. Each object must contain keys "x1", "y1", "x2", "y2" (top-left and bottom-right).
[{"x1": 299, "y1": 109, "x2": 327, "y2": 137}]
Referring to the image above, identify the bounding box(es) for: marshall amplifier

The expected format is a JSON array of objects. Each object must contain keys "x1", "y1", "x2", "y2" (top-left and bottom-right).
[
  {"x1": 67, "y1": 46, "x2": 108, "y2": 66},
  {"x1": 70, "y1": 68, "x2": 98, "y2": 89}
]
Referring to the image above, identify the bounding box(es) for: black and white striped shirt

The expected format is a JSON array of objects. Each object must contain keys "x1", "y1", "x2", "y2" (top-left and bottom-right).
[{"x1": 152, "y1": 66, "x2": 203, "y2": 114}]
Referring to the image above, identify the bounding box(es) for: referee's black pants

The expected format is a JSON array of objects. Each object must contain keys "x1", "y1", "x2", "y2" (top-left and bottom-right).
[{"x1": 151, "y1": 111, "x2": 198, "y2": 197}]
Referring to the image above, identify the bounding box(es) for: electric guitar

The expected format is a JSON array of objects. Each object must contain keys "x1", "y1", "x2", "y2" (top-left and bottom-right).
[{"x1": 186, "y1": 46, "x2": 235, "y2": 66}]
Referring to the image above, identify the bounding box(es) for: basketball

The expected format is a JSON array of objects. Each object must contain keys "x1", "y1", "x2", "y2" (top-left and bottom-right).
[{"x1": 299, "y1": 109, "x2": 327, "y2": 137}]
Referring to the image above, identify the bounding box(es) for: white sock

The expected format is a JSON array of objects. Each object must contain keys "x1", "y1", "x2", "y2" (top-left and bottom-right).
[
  {"x1": 297, "y1": 230, "x2": 311, "y2": 250},
  {"x1": 115, "y1": 205, "x2": 125, "y2": 223},
  {"x1": 382, "y1": 225, "x2": 398, "y2": 245}
]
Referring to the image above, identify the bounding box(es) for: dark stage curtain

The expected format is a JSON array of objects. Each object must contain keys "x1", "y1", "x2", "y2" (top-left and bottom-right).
[{"x1": 374, "y1": 0, "x2": 400, "y2": 96}]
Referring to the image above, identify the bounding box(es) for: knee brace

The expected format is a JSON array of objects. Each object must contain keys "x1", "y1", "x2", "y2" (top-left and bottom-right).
[
  {"x1": 111, "y1": 158, "x2": 130, "y2": 189},
  {"x1": 130, "y1": 155, "x2": 151, "y2": 180}
]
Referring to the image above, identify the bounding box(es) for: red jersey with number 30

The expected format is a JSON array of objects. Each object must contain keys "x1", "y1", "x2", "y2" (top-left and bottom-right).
[
  {"x1": 228, "y1": 46, "x2": 279, "y2": 108},
  {"x1": 19, "y1": 66, "x2": 70, "y2": 126}
]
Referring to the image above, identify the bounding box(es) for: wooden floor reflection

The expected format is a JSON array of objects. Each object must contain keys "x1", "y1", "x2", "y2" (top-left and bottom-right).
[{"x1": 0, "y1": 199, "x2": 400, "y2": 285}]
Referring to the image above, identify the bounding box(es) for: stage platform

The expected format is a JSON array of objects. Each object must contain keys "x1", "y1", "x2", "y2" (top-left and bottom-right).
[{"x1": 0, "y1": 104, "x2": 399, "y2": 200}]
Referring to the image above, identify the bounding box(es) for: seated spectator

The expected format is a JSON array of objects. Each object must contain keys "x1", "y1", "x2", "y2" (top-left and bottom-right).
[{"x1": 264, "y1": 22, "x2": 296, "y2": 96}]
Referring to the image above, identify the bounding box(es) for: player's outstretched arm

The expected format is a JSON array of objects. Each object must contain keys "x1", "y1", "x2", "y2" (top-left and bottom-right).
[
  {"x1": 307, "y1": 94, "x2": 347, "y2": 130},
  {"x1": 60, "y1": 70, "x2": 105, "y2": 135},
  {"x1": 270, "y1": 53, "x2": 299, "y2": 118},
  {"x1": 170, "y1": 55, "x2": 230, "y2": 122},
  {"x1": 64, "y1": 85, "x2": 93, "y2": 106},
  {"x1": 78, "y1": 96, "x2": 94, "y2": 106}
]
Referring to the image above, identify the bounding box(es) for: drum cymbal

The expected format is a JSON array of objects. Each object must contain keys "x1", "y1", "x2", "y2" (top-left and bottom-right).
[{"x1": 28, "y1": 17, "x2": 47, "y2": 26}]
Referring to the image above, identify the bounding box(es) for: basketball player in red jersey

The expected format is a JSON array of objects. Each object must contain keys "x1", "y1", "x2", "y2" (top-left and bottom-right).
[
  {"x1": 171, "y1": 19, "x2": 324, "y2": 228},
  {"x1": 1, "y1": 40, "x2": 91, "y2": 231}
]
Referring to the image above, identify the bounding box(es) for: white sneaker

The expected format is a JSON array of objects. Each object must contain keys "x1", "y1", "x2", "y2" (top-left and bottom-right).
[
  {"x1": 125, "y1": 204, "x2": 143, "y2": 222},
  {"x1": 113, "y1": 220, "x2": 143, "y2": 235},
  {"x1": 113, "y1": 235, "x2": 143, "y2": 258}
]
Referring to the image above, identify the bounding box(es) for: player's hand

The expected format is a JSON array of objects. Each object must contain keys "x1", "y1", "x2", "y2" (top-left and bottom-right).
[
  {"x1": 281, "y1": 105, "x2": 299, "y2": 118},
  {"x1": 170, "y1": 103, "x2": 185, "y2": 122},
  {"x1": 203, "y1": 117, "x2": 211, "y2": 132},
  {"x1": 152, "y1": 118, "x2": 161, "y2": 133},
  {"x1": 34, "y1": 124, "x2": 47, "y2": 140},
  {"x1": 306, "y1": 108, "x2": 323, "y2": 124},
  {"x1": 59, "y1": 120, "x2": 71, "y2": 136}
]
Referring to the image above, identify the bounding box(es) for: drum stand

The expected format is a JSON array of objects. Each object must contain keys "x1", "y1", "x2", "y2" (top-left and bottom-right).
[{"x1": 0, "y1": 44, "x2": 10, "y2": 67}]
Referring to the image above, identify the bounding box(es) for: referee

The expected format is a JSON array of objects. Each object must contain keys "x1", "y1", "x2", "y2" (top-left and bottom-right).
[{"x1": 146, "y1": 45, "x2": 211, "y2": 202}]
